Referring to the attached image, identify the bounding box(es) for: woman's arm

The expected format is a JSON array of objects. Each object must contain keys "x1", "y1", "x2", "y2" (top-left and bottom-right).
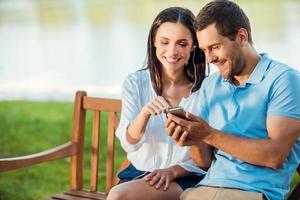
[{"x1": 126, "y1": 96, "x2": 170, "y2": 144}]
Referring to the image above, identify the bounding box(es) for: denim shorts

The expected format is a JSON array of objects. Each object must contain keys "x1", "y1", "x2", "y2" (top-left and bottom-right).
[{"x1": 118, "y1": 164, "x2": 204, "y2": 190}]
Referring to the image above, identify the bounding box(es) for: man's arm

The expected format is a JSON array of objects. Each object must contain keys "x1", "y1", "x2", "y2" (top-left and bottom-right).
[
  {"x1": 166, "y1": 113, "x2": 300, "y2": 169},
  {"x1": 190, "y1": 142, "x2": 213, "y2": 170},
  {"x1": 166, "y1": 112, "x2": 214, "y2": 169}
]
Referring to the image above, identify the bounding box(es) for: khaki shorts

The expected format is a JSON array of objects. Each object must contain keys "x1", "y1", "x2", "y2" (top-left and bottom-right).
[{"x1": 180, "y1": 186, "x2": 265, "y2": 200}]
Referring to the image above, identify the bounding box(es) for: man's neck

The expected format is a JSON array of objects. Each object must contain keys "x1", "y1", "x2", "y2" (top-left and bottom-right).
[{"x1": 233, "y1": 47, "x2": 260, "y2": 85}]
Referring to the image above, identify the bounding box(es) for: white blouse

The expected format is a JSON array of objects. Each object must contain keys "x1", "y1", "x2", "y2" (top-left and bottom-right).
[{"x1": 116, "y1": 69, "x2": 205, "y2": 175}]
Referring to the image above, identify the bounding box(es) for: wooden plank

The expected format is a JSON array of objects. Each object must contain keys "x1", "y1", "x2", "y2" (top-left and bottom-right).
[
  {"x1": 113, "y1": 158, "x2": 130, "y2": 186},
  {"x1": 70, "y1": 91, "x2": 87, "y2": 190},
  {"x1": 106, "y1": 112, "x2": 116, "y2": 193},
  {"x1": 83, "y1": 97, "x2": 121, "y2": 113},
  {"x1": 64, "y1": 190, "x2": 107, "y2": 200},
  {"x1": 51, "y1": 193, "x2": 91, "y2": 200},
  {"x1": 111, "y1": 114, "x2": 124, "y2": 186},
  {"x1": 90, "y1": 111, "x2": 101, "y2": 192},
  {"x1": 0, "y1": 142, "x2": 76, "y2": 172}
]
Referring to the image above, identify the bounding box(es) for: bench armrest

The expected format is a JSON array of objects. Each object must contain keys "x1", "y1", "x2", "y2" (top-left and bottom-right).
[{"x1": 0, "y1": 142, "x2": 77, "y2": 172}]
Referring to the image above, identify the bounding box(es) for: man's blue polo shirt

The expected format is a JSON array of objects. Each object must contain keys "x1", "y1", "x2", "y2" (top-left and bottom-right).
[{"x1": 196, "y1": 54, "x2": 300, "y2": 200}]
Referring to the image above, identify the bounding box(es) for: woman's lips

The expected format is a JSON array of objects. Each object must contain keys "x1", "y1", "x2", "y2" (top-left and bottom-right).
[{"x1": 164, "y1": 57, "x2": 181, "y2": 64}]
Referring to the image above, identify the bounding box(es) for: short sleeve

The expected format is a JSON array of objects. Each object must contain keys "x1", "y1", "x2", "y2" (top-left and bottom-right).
[
  {"x1": 115, "y1": 74, "x2": 146, "y2": 152},
  {"x1": 267, "y1": 69, "x2": 300, "y2": 120}
]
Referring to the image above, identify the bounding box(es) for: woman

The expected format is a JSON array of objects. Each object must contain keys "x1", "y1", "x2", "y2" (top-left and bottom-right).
[{"x1": 107, "y1": 7, "x2": 211, "y2": 200}]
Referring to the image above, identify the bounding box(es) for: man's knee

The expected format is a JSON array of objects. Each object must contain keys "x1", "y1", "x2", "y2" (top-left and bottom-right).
[
  {"x1": 180, "y1": 187, "x2": 212, "y2": 200},
  {"x1": 180, "y1": 188, "x2": 194, "y2": 200},
  {"x1": 180, "y1": 186, "x2": 264, "y2": 200}
]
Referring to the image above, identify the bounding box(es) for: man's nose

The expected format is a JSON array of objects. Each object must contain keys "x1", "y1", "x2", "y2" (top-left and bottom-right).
[{"x1": 206, "y1": 51, "x2": 217, "y2": 63}]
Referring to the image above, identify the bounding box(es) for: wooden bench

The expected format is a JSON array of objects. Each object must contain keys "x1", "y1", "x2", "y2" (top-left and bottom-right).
[
  {"x1": 0, "y1": 90, "x2": 299, "y2": 199},
  {"x1": 0, "y1": 91, "x2": 129, "y2": 199}
]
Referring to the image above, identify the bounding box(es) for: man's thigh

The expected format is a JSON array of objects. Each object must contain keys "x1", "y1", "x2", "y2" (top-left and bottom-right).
[{"x1": 180, "y1": 186, "x2": 264, "y2": 200}]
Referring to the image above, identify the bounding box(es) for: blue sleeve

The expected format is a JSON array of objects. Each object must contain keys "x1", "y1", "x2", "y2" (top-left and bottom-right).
[{"x1": 267, "y1": 69, "x2": 300, "y2": 120}]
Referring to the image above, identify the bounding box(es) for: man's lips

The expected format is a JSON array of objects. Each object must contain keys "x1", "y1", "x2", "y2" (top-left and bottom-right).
[{"x1": 215, "y1": 60, "x2": 226, "y2": 71}]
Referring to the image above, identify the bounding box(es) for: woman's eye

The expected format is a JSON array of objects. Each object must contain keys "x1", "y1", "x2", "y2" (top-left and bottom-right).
[
  {"x1": 179, "y1": 43, "x2": 188, "y2": 47},
  {"x1": 160, "y1": 41, "x2": 168, "y2": 45}
]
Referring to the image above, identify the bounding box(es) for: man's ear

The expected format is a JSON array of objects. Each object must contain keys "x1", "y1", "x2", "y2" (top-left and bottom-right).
[{"x1": 236, "y1": 28, "x2": 249, "y2": 46}]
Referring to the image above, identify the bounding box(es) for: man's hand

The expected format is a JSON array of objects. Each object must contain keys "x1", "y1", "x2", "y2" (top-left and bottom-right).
[{"x1": 165, "y1": 112, "x2": 214, "y2": 146}]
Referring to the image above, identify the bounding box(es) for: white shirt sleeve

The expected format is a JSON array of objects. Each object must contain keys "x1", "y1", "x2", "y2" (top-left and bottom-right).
[{"x1": 115, "y1": 74, "x2": 147, "y2": 153}]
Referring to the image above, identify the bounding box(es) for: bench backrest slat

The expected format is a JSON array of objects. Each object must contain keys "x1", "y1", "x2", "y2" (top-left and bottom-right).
[
  {"x1": 106, "y1": 112, "x2": 119, "y2": 193},
  {"x1": 70, "y1": 91, "x2": 87, "y2": 190},
  {"x1": 71, "y1": 91, "x2": 122, "y2": 193},
  {"x1": 90, "y1": 110, "x2": 101, "y2": 192}
]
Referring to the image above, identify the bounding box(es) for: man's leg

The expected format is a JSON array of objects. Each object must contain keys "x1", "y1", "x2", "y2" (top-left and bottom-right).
[{"x1": 180, "y1": 186, "x2": 264, "y2": 200}]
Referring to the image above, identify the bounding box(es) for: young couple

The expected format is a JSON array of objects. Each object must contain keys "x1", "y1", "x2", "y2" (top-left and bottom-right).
[{"x1": 108, "y1": 1, "x2": 300, "y2": 200}]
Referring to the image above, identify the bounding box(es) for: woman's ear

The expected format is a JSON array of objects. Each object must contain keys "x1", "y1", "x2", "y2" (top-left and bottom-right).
[
  {"x1": 153, "y1": 38, "x2": 157, "y2": 48},
  {"x1": 192, "y1": 45, "x2": 196, "y2": 51}
]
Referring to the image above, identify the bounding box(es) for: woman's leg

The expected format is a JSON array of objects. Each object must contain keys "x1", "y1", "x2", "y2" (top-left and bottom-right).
[{"x1": 107, "y1": 179, "x2": 183, "y2": 200}]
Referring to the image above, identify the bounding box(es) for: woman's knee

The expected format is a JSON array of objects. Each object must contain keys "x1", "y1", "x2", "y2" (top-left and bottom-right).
[{"x1": 107, "y1": 185, "x2": 128, "y2": 200}]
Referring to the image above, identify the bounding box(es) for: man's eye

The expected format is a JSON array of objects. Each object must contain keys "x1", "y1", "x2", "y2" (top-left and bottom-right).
[{"x1": 212, "y1": 45, "x2": 220, "y2": 50}]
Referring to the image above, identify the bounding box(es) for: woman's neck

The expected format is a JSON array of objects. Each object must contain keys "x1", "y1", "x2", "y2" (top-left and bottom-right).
[
  {"x1": 161, "y1": 68, "x2": 190, "y2": 86},
  {"x1": 160, "y1": 69, "x2": 193, "y2": 106}
]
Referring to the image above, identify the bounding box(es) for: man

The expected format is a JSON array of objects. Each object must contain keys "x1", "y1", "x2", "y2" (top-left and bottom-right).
[{"x1": 165, "y1": 0, "x2": 300, "y2": 200}]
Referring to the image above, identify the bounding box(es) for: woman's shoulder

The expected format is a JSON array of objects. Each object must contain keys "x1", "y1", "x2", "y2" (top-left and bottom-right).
[{"x1": 125, "y1": 69, "x2": 150, "y2": 84}]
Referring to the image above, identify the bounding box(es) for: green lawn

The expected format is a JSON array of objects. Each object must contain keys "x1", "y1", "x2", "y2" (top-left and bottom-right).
[
  {"x1": 0, "y1": 100, "x2": 126, "y2": 200},
  {"x1": 0, "y1": 101, "x2": 299, "y2": 200}
]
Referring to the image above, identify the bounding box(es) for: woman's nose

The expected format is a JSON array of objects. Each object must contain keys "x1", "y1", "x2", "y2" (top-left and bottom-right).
[{"x1": 166, "y1": 44, "x2": 178, "y2": 56}]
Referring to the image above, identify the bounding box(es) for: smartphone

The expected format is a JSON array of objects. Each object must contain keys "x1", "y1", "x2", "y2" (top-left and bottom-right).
[{"x1": 165, "y1": 106, "x2": 186, "y2": 119}]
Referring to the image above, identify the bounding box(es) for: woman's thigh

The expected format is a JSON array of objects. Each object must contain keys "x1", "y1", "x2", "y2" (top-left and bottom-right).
[{"x1": 107, "y1": 179, "x2": 183, "y2": 200}]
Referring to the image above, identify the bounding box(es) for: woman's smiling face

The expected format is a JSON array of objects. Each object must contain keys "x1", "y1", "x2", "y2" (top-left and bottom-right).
[{"x1": 154, "y1": 22, "x2": 194, "y2": 73}]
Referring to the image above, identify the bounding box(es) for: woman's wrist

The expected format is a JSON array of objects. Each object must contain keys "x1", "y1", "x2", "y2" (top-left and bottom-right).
[
  {"x1": 141, "y1": 106, "x2": 151, "y2": 117},
  {"x1": 169, "y1": 165, "x2": 188, "y2": 179}
]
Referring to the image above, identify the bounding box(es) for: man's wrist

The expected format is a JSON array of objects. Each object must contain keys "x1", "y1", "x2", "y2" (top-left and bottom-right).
[{"x1": 203, "y1": 127, "x2": 217, "y2": 145}]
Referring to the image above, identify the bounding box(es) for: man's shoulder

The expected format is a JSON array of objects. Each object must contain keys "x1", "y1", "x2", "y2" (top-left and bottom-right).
[{"x1": 266, "y1": 58, "x2": 300, "y2": 81}]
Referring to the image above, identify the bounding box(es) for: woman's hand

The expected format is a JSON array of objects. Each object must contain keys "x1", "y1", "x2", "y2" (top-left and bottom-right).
[
  {"x1": 143, "y1": 165, "x2": 188, "y2": 191},
  {"x1": 126, "y1": 96, "x2": 169, "y2": 144},
  {"x1": 141, "y1": 96, "x2": 170, "y2": 116},
  {"x1": 143, "y1": 167, "x2": 176, "y2": 191}
]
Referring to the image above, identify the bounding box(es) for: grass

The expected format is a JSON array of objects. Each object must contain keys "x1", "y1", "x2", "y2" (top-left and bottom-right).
[
  {"x1": 0, "y1": 101, "x2": 299, "y2": 199},
  {"x1": 0, "y1": 100, "x2": 126, "y2": 200}
]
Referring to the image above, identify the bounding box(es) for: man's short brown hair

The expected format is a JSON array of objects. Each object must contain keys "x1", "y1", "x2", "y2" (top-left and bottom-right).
[{"x1": 195, "y1": 0, "x2": 253, "y2": 44}]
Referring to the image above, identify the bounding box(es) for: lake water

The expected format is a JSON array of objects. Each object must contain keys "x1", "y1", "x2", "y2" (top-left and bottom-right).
[{"x1": 0, "y1": 0, "x2": 299, "y2": 101}]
